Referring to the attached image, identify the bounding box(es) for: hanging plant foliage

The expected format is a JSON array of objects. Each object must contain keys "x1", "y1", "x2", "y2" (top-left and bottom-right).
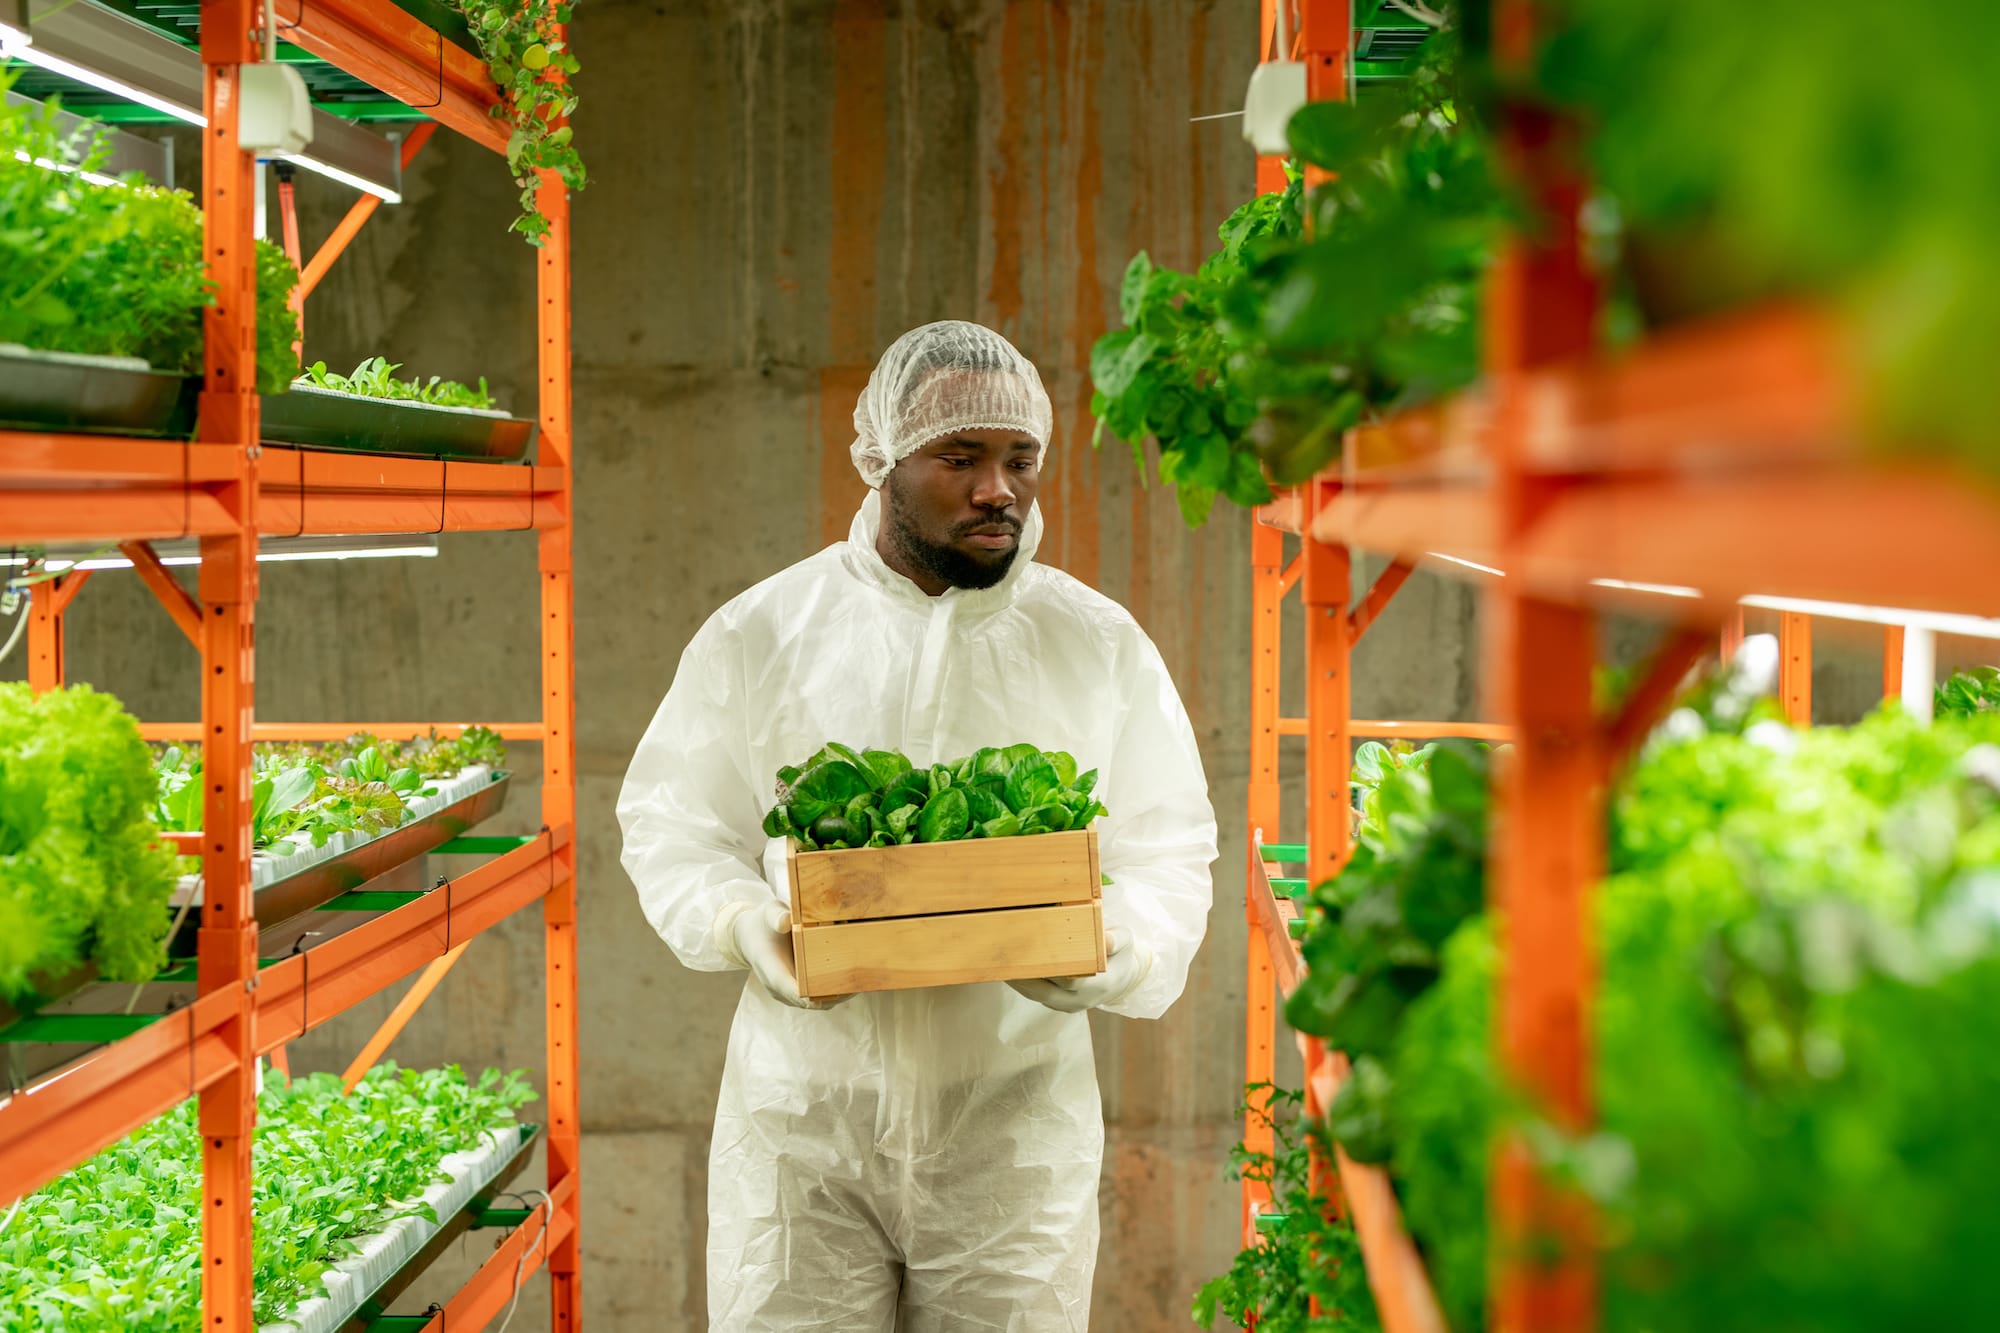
[{"x1": 454, "y1": 0, "x2": 586, "y2": 244}]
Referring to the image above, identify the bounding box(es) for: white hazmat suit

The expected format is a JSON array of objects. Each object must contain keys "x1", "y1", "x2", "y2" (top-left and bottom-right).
[{"x1": 617, "y1": 322, "x2": 1218, "y2": 1330}]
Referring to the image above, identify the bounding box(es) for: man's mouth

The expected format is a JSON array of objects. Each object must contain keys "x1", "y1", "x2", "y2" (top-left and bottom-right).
[{"x1": 959, "y1": 522, "x2": 1020, "y2": 551}]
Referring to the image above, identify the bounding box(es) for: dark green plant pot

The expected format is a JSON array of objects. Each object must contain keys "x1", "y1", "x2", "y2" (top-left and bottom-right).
[
  {"x1": 0, "y1": 346, "x2": 198, "y2": 438},
  {"x1": 259, "y1": 384, "x2": 537, "y2": 461}
]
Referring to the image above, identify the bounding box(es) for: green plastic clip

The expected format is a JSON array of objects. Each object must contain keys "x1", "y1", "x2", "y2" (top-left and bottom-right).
[
  {"x1": 1287, "y1": 917, "x2": 1309, "y2": 940},
  {"x1": 1254, "y1": 1211, "x2": 1292, "y2": 1235},
  {"x1": 1260, "y1": 843, "x2": 1308, "y2": 862},
  {"x1": 322, "y1": 890, "x2": 428, "y2": 912},
  {"x1": 1269, "y1": 878, "x2": 1307, "y2": 899},
  {"x1": 431, "y1": 835, "x2": 534, "y2": 855},
  {"x1": 0, "y1": 1013, "x2": 161, "y2": 1043}
]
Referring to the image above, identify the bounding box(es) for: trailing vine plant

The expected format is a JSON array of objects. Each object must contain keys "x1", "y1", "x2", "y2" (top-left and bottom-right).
[
  {"x1": 454, "y1": 0, "x2": 586, "y2": 244},
  {"x1": 1192, "y1": 1083, "x2": 1382, "y2": 1332}
]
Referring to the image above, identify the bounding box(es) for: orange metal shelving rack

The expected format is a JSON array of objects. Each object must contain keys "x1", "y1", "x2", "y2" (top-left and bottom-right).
[
  {"x1": 1236, "y1": 3, "x2": 2000, "y2": 1333},
  {"x1": 0, "y1": 4, "x2": 582, "y2": 1330}
]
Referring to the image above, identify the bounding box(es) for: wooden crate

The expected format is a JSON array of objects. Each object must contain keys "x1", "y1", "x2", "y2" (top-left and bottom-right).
[{"x1": 787, "y1": 828, "x2": 1105, "y2": 1000}]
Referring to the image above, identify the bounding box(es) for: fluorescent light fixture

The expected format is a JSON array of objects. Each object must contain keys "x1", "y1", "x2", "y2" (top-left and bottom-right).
[
  {"x1": 12, "y1": 3, "x2": 403, "y2": 200},
  {"x1": 5, "y1": 90, "x2": 174, "y2": 185},
  {"x1": 12, "y1": 147, "x2": 121, "y2": 188},
  {"x1": 1589, "y1": 577, "x2": 1704, "y2": 600},
  {"x1": 1425, "y1": 551, "x2": 1507, "y2": 578},
  {"x1": 1739, "y1": 594, "x2": 2000, "y2": 642},
  {"x1": 2, "y1": 5, "x2": 204, "y2": 125},
  {"x1": 11, "y1": 536, "x2": 440, "y2": 573}
]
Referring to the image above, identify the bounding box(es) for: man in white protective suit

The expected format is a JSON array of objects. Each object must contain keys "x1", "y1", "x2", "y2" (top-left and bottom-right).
[{"x1": 616, "y1": 319, "x2": 1219, "y2": 1331}]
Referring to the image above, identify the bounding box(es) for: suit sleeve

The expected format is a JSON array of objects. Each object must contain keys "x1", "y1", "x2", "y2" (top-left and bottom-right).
[
  {"x1": 616, "y1": 619, "x2": 772, "y2": 971},
  {"x1": 1096, "y1": 628, "x2": 1219, "y2": 1019}
]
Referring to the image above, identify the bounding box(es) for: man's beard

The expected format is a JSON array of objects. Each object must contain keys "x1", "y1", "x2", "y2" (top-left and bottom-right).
[{"x1": 883, "y1": 483, "x2": 1021, "y2": 591}]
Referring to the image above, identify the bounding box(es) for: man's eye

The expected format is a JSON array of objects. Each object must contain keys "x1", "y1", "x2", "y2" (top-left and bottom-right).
[
  {"x1": 940, "y1": 456, "x2": 972, "y2": 467},
  {"x1": 1011, "y1": 460, "x2": 1035, "y2": 471}
]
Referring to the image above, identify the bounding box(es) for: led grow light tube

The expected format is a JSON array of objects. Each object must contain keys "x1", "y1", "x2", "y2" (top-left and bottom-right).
[
  {"x1": 5, "y1": 536, "x2": 440, "y2": 573},
  {"x1": 1738, "y1": 594, "x2": 2000, "y2": 642},
  {"x1": 0, "y1": 0, "x2": 29, "y2": 48},
  {"x1": 0, "y1": 32, "x2": 203, "y2": 126}
]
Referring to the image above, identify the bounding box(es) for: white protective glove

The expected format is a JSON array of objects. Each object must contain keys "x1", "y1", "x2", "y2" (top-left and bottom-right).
[
  {"x1": 1007, "y1": 929, "x2": 1153, "y2": 1014},
  {"x1": 714, "y1": 900, "x2": 849, "y2": 1010}
]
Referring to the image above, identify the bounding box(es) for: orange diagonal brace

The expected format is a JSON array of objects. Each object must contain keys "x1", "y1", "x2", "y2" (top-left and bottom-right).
[
  {"x1": 50, "y1": 567, "x2": 92, "y2": 615},
  {"x1": 341, "y1": 939, "x2": 470, "y2": 1094},
  {"x1": 1349, "y1": 558, "x2": 1415, "y2": 645},
  {"x1": 1602, "y1": 626, "x2": 1715, "y2": 773},
  {"x1": 297, "y1": 123, "x2": 436, "y2": 303},
  {"x1": 120, "y1": 542, "x2": 203, "y2": 646}
]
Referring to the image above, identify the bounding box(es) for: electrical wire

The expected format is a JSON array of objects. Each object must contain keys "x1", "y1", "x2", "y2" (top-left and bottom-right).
[
  {"x1": 0, "y1": 591, "x2": 28, "y2": 667},
  {"x1": 1383, "y1": 0, "x2": 1449, "y2": 27},
  {"x1": 127, "y1": 882, "x2": 201, "y2": 1015},
  {"x1": 489, "y1": 1189, "x2": 552, "y2": 1333}
]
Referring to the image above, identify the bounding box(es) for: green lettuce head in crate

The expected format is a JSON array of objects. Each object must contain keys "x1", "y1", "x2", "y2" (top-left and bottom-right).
[{"x1": 763, "y1": 742, "x2": 1106, "y2": 850}]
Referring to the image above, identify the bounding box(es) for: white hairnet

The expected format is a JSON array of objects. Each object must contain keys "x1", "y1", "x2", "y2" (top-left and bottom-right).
[{"x1": 850, "y1": 320, "x2": 1054, "y2": 488}]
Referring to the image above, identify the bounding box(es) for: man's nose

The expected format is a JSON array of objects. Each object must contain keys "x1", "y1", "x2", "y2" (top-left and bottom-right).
[{"x1": 970, "y1": 463, "x2": 1018, "y2": 510}]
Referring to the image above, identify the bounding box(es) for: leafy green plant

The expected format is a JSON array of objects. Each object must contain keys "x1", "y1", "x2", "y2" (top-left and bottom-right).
[
  {"x1": 151, "y1": 730, "x2": 499, "y2": 857},
  {"x1": 761, "y1": 742, "x2": 1106, "y2": 850},
  {"x1": 0, "y1": 1063, "x2": 535, "y2": 1331},
  {"x1": 1534, "y1": 0, "x2": 2000, "y2": 468},
  {"x1": 1089, "y1": 3, "x2": 1496, "y2": 522},
  {"x1": 451, "y1": 0, "x2": 586, "y2": 244},
  {"x1": 0, "y1": 683, "x2": 179, "y2": 998},
  {"x1": 1089, "y1": 175, "x2": 1304, "y2": 526},
  {"x1": 0, "y1": 83, "x2": 300, "y2": 393},
  {"x1": 1382, "y1": 706, "x2": 2000, "y2": 1332},
  {"x1": 1287, "y1": 741, "x2": 1489, "y2": 1077},
  {"x1": 1192, "y1": 1083, "x2": 1381, "y2": 1332},
  {"x1": 300, "y1": 357, "x2": 496, "y2": 410},
  {"x1": 1936, "y1": 666, "x2": 2000, "y2": 719}
]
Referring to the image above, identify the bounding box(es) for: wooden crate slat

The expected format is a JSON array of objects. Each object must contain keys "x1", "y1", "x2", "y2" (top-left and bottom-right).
[{"x1": 795, "y1": 902, "x2": 1103, "y2": 1000}]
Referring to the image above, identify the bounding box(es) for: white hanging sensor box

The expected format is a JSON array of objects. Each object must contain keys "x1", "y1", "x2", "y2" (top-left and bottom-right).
[
  {"x1": 239, "y1": 62, "x2": 315, "y2": 157},
  {"x1": 1242, "y1": 60, "x2": 1307, "y2": 156}
]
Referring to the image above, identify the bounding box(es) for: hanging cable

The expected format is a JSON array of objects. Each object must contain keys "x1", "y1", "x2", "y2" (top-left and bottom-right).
[
  {"x1": 1383, "y1": 0, "x2": 1448, "y2": 27},
  {"x1": 490, "y1": 1188, "x2": 553, "y2": 1333}
]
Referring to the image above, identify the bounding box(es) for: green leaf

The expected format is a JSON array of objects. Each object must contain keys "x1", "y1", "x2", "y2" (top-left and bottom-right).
[
  {"x1": 916, "y1": 787, "x2": 970, "y2": 843},
  {"x1": 1119, "y1": 251, "x2": 1155, "y2": 324},
  {"x1": 1003, "y1": 754, "x2": 1060, "y2": 813}
]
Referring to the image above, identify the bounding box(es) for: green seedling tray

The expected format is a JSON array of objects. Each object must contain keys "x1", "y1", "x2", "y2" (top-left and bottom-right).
[
  {"x1": 261, "y1": 384, "x2": 536, "y2": 461},
  {"x1": 0, "y1": 347, "x2": 197, "y2": 438}
]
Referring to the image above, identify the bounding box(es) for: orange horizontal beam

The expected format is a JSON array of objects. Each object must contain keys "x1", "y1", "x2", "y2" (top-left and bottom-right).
[
  {"x1": 281, "y1": 0, "x2": 507, "y2": 154},
  {"x1": 1248, "y1": 855, "x2": 1301, "y2": 996},
  {"x1": 0, "y1": 988, "x2": 237, "y2": 1204},
  {"x1": 1315, "y1": 1051, "x2": 1450, "y2": 1333},
  {"x1": 258, "y1": 832, "x2": 565, "y2": 1051},
  {"x1": 420, "y1": 1167, "x2": 579, "y2": 1332},
  {"x1": 257, "y1": 453, "x2": 566, "y2": 535},
  {"x1": 0, "y1": 437, "x2": 565, "y2": 540},
  {"x1": 137, "y1": 722, "x2": 547, "y2": 742},
  {"x1": 1314, "y1": 463, "x2": 2000, "y2": 619},
  {"x1": 1276, "y1": 718, "x2": 1514, "y2": 741},
  {"x1": 0, "y1": 837, "x2": 562, "y2": 1198}
]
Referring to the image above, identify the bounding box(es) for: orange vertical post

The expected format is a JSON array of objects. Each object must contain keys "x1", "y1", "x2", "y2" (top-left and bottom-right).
[
  {"x1": 1779, "y1": 611, "x2": 1812, "y2": 725},
  {"x1": 1487, "y1": 3, "x2": 1600, "y2": 1329},
  {"x1": 25, "y1": 580, "x2": 65, "y2": 693},
  {"x1": 1243, "y1": 2, "x2": 1292, "y2": 1235},
  {"x1": 1300, "y1": 485, "x2": 1353, "y2": 1240},
  {"x1": 197, "y1": 7, "x2": 262, "y2": 1331},
  {"x1": 1882, "y1": 624, "x2": 1905, "y2": 702},
  {"x1": 1244, "y1": 511, "x2": 1284, "y2": 1239},
  {"x1": 535, "y1": 161, "x2": 583, "y2": 1332}
]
